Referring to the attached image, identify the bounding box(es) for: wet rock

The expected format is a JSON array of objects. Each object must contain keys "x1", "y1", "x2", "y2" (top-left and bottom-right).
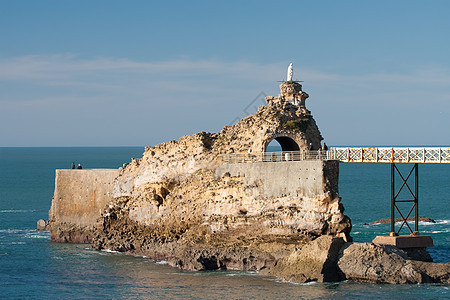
[
  {"x1": 260, "y1": 235, "x2": 345, "y2": 283},
  {"x1": 168, "y1": 246, "x2": 275, "y2": 271},
  {"x1": 36, "y1": 219, "x2": 49, "y2": 231},
  {"x1": 337, "y1": 242, "x2": 450, "y2": 284},
  {"x1": 412, "y1": 260, "x2": 450, "y2": 283},
  {"x1": 402, "y1": 247, "x2": 433, "y2": 262},
  {"x1": 50, "y1": 223, "x2": 94, "y2": 244}
]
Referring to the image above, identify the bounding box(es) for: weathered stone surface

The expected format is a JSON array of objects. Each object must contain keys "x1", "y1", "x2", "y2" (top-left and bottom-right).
[
  {"x1": 267, "y1": 81, "x2": 310, "y2": 113},
  {"x1": 168, "y1": 246, "x2": 276, "y2": 271},
  {"x1": 260, "y1": 235, "x2": 345, "y2": 283},
  {"x1": 49, "y1": 169, "x2": 119, "y2": 243},
  {"x1": 92, "y1": 195, "x2": 307, "y2": 271},
  {"x1": 50, "y1": 222, "x2": 95, "y2": 244},
  {"x1": 373, "y1": 235, "x2": 433, "y2": 249},
  {"x1": 50, "y1": 78, "x2": 351, "y2": 272},
  {"x1": 48, "y1": 72, "x2": 449, "y2": 284},
  {"x1": 89, "y1": 92, "x2": 350, "y2": 267},
  {"x1": 113, "y1": 102, "x2": 324, "y2": 198},
  {"x1": 402, "y1": 247, "x2": 433, "y2": 262},
  {"x1": 412, "y1": 260, "x2": 450, "y2": 283},
  {"x1": 36, "y1": 219, "x2": 48, "y2": 231},
  {"x1": 337, "y1": 242, "x2": 450, "y2": 284},
  {"x1": 93, "y1": 157, "x2": 350, "y2": 268}
]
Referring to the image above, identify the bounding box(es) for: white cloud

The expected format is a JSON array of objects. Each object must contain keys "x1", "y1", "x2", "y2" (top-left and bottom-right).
[
  {"x1": 0, "y1": 54, "x2": 449, "y2": 146},
  {"x1": 1, "y1": 54, "x2": 449, "y2": 95},
  {"x1": 0, "y1": 54, "x2": 281, "y2": 82}
]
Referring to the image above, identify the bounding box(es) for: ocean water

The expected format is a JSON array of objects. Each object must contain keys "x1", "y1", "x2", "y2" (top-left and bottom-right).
[{"x1": 0, "y1": 147, "x2": 448, "y2": 299}]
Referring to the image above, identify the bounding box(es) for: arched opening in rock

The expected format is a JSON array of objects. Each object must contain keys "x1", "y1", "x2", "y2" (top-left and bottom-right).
[
  {"x1": 266, "y1": 136, "x2": 300, "y2": 152},
  {"x1": 266, "y1": 140, "x2": 282, "y2": 152}
]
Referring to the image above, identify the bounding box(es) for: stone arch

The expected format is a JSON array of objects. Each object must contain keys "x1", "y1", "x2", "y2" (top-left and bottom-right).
[
  {"x1": 269, "y1": 136, "x2": 300, "y2": 152},
  {"x1": 264, "y1": 133, "x2": 302, "y2": 152}
]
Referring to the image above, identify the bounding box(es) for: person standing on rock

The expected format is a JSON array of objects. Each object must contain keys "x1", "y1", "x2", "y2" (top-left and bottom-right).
[{"x1": 71, "y1": 162, "x2": 75, "y2": 169}]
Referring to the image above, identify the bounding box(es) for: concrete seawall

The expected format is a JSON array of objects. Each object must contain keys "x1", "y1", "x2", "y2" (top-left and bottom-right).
[
  {"x1": 49, "y1": 169, "x2": 119, "y2": 243},
  {"x1": 215, "y1": 160, "x2": 339, "y2": 200}
]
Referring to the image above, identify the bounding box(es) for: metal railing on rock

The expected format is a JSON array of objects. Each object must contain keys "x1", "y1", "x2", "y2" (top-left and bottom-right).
[
  {"x1": 220, "y1": 150, "x2": 331, "y2": 163},
  {"x1": 219, "y1": 147, "x2": 450, "y2": 164}
]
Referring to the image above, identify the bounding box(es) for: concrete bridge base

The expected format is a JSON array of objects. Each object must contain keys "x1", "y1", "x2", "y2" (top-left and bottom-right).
[{"x1": 372, "y1": 235, "x2": 433, "y2": 249}]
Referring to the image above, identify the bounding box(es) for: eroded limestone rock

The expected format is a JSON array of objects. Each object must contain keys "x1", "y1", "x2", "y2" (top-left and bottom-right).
[
  {"x1": 36, "y1": 219, "x2": 49, "y2": 231},
  {"x1": 90, "y1": 93, "x2": 350, "y2": 269},
  {"x1": 48, "y1": 72, "x2": 448, "y2": 284},
  {"x1": 51, "y1": 78, "x2": 352, "y2": 272},
  {"x1": 260, "y1": 235, "x2": 345, "y2": 283},
  {"x1": 337, "y1": 242, "x2": 450, "y2": 284}
]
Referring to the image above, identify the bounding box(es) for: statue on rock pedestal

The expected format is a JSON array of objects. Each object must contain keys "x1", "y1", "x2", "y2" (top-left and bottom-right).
[
  {"x1": 287, "y1": 62, "x2": 293, "y2": 81},
  {"x1": 266, "y1": 62, "x2": 310, "y2": 112}
]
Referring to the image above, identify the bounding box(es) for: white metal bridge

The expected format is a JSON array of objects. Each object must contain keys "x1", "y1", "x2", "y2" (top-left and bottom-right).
[
  {"x1": 220, "y1": 146, "x2": 449, "y2": 237},
  {"x1": 330, "y1": 147, "x2": 450, "y2": 163},
  {"x1": 220, "y1": 147, "x2": 450, "y2": 164}
]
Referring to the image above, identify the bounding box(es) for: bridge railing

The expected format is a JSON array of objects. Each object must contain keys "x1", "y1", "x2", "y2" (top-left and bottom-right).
[
  {"x1": 219, "y1": 147, "x2": 450, "y2": 164},
  {"x1": 330, "y1": 147, "x2": 450, "y2": 163},
  {"x1": 220, "y1": 150, "x2": 331, "y2": 163}
]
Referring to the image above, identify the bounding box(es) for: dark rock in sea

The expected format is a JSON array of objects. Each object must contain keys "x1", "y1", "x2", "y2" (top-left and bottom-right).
[
  {"x1": 50, "y1": 222, "x2": 93, "y2": 243},
  {"x1": 402, "y1": 247, "x2": 433, "y2": 262},
  {"x1": 168, "y1": 246, "x2": 275, "y2": 271},
  {"x1": 370, "y1": 217, "x2": 435, "y2": 225}
]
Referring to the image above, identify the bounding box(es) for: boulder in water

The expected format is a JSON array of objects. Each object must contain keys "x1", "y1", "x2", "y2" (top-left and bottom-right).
[
  {"x1": 337, "y1": 242, "x2": 450, "y2": 284},
  {"x1": 260, "y1": 235, "x2": 345, "y2": 283},
  {"x1": 36, "y1": 219, "x2": 49, "y2": 231}
]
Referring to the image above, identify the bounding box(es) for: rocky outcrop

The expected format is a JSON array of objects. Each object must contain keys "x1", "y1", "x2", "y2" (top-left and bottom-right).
[
  {"x1": 260, "y1": 239, "x2": 449, "y2": 284},
  {"x1": 36, "y1": 219, "x2": 49, "y2": 231},
  {"x1": 337, "y1": 243, "x2": 450, "y2": 284},
  {"x1": 93, "y1": 158, "x2": 349, "y2": 270},
  {"x1": 48, "y1": 73, "x2": 449, "y2": 284},
  {"x1": 113, "y1": 101, "x2": 324, "y2": 201},
  {"x1": 50, "y1": 77, "x2": 351, "y2": 269},
  {"x1": 50, "y1": 222, "x2": 96, "y2": 244},
  {"x1": 370, "y1": 217, "x2": 435, "y2": 225},
  {"x1": 260, "y1": 235, "x2": 345, "y2": 282},
  {"x1": 87, "y1": 83, "x2": 351, "y2": 270}
]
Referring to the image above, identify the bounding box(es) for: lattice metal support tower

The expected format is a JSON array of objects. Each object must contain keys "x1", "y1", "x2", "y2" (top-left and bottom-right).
[{"x1": 390, "y1": 163, "x2": 419, "y2": 236}]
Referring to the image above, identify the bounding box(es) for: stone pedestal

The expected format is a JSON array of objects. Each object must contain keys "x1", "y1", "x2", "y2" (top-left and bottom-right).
[{"x1": 372, "y1": 235, "x2": 433, "y2": 248}]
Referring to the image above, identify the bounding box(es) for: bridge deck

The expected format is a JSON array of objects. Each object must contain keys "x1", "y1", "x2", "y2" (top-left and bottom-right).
[
  {"x1": 220, "y1": 147, "x2": 450, "y2": 164},
  {"x1": 331, "y1": 147, "x2": 449, "y2": 163}
]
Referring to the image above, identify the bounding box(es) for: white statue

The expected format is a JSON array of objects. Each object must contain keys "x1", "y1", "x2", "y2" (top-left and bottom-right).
[{"x1": 287, "y1": 63, "x2": 293, "y2": 81}]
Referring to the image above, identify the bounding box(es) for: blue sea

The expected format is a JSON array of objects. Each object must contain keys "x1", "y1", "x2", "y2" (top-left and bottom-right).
[{"x1": 0, "y1": 147, "x2": 448, "y2": 299}]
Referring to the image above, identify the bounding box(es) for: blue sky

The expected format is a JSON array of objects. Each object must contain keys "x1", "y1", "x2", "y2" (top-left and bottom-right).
[{"x1": 1, "y1": 0, "x2": 449, "y2": 147}]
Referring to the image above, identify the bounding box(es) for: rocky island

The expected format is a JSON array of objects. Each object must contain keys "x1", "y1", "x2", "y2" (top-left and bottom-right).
[{"x1": 48, "y1": 65, "x2": 449, "y2": 284}]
